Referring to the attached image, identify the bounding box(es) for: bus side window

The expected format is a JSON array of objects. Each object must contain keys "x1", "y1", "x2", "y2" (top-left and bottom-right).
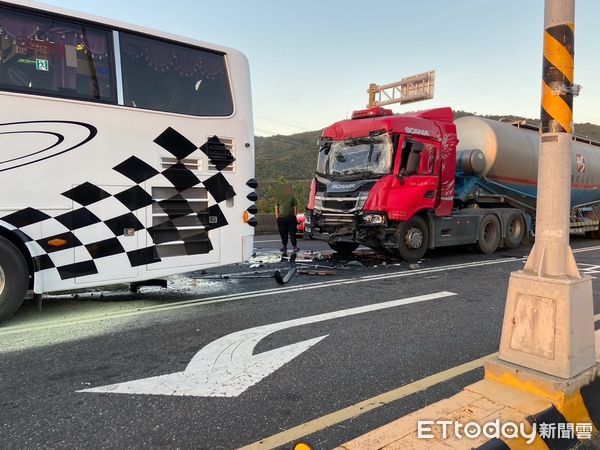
[
  {"x1": 0, "y1": 6, "x2": 116, "y2": 102},
  {"x1": 119, "y1": 33, "x2": 234, "y2": 117}
]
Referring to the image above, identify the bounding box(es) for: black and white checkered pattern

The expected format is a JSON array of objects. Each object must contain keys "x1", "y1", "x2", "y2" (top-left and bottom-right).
[{"x1": 0, "y1": 127, "x2": 236, "y2": 281}]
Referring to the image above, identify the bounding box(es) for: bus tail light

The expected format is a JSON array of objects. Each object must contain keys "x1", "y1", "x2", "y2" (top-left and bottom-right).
[{"x1": 244, "y1": 207, "x2": 258, "y2": 227}]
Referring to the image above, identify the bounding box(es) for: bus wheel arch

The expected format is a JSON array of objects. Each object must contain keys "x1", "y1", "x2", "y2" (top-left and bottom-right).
[
  {"x1": 0, "y1": 233, "x2": 30, "y2": 323},
  {"x1": 0, "y1": 226, "x2": 34, "y2": 287}
]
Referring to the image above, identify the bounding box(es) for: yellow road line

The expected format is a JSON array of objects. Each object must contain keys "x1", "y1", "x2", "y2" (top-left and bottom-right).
[
  {"x1": 240, "y1": 314, "x2": 600, "y2": 450},
  {"x1": 238, "y1": 353, "x2": 498, "y2": 450}
]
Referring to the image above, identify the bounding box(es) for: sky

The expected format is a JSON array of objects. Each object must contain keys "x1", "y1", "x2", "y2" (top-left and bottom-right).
[{"x1": 37, "y1": 0, "x2": 600, "y2": 136}]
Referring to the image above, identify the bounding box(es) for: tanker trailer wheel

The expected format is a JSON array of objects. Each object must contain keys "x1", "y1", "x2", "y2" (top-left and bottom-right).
[
  {"x1": 504, "y1": 212, "x2": 526, "y2": 248},
  {"x1": 585, "y1": 229, "x2": 600, "y2": 239},
  {"x1": 0, "y1": 236, "x2": 29, "y2": 323},
  {"x1": 476, "y1": 214, "x2": 501, "y2": 254},
  {"x1": 328, "y1": 242, "x2": 359, "y2": 256},
  {"x1": 396, "y1": 216, "x2": 429, "y2": 262}
]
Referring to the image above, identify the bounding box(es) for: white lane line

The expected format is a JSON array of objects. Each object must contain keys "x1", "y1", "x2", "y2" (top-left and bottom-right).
[
  {"x1": 254, "y1": 239, "x2": 282, "y2": 244},
  {"x1": 0, "y1": 260, "x2": 510, "y2": 335},
  {"x1": 2, "y1": 245, "x2": 600, "y2": 336},
  {"x1": 81, "y1": 292, "x2": 456, "y2": 397},
  {"x1": 573, "y1": 245, "x2": 600, "y2": 254}
]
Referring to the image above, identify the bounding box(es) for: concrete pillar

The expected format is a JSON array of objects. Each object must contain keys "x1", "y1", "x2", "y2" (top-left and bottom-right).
[{"x1": 497, "y1": 0, "x2": 596, "y2": 379}]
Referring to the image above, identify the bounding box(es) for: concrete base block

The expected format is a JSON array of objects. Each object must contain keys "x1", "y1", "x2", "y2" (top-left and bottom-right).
[
  {"x1": 485, "y1": 357, "x2": 600, "y2": 404},
  {"x1": 498, "y1": 270, "x2": 596, "y2": 379}
]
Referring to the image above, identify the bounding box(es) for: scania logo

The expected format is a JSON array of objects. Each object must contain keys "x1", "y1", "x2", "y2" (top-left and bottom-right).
[
  {"x1": 405, "y1": 127, "x2": 430, "y2": 136},
  {"x1": 330, "y1": 183, "x2": 356, "y2": 190}
]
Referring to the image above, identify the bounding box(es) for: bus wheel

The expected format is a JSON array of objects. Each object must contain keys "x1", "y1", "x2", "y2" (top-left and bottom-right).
[
  {"x1": 504, "y1": 212, "x2": 525, "y2": 248},
  {"x1": 328, "y1": 242, "x2": 359, "y2": 256},
  {"x1": 477, "y1": 214, "x2": 501, "y2": 254},
  {"x1": 397, "y1": 216, "x2": 429, "y2": 262},
  {"x1": 0, "y1": 236, "x2": 29, "y2": 323}
]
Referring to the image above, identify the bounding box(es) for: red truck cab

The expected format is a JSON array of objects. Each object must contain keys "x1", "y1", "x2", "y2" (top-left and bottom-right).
[{"x1": 305, "y1": 107, "x2": 459, "y2": 260}]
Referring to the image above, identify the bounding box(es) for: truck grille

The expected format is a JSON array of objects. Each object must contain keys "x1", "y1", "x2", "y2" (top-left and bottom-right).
[
  {"x1": 320, "y1": 213, "x2": 355, "y2": 225},
  {"x1": 314, "y1": 194, "x2": 368, "y2": 213}
]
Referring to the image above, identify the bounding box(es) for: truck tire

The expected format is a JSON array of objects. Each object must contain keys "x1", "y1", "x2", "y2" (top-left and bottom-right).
[
  {"x1": 0, "y1": 236, "x2": 29, "y2": 323},
  {"x1": 476, "y1": 214, "x2": 501, "y2": 254},
  {"x1": 328, "y1": 242, "x2": 359, "y2": 255},
  {"x1": 585, "y1": 229, "x2": 600, "y2": 239},
  {"x1": 504, "y1": 212, "x2": 525, "y2": 248},
  {"x1": 396, "y1": 216, "x2": 429, "y2": 262}
]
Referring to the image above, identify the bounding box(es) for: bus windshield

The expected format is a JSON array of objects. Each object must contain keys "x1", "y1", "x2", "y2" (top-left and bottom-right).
[{"x1": 317, "y1": 133, "x2": 393, "y2": 178}]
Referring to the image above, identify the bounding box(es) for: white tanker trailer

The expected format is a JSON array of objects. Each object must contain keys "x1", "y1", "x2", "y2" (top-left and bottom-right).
[{"x1": 455, "y1": 116, "x2": 600, "y2": 238}]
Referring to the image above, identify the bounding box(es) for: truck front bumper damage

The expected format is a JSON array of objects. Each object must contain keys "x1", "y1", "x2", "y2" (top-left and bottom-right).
[{"x1": 305, "y1": 211, "x2": 395, "y2": 249}]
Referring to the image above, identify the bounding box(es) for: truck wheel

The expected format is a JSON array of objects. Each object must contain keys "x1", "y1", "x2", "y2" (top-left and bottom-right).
[
  {"x1": 0, "y1": 236, "x2": 29, "y2": 323},
  {"x1": 328, "y1": 242, "x2": 359, "y2": 255},
  {"x1": 477, "y1": 214, "x2": 501, "y2": 254},
  {"x1": 397, "y1": 216, "x2": 429, "y2": 262},
  {"x1": 585, "y1": 229, "x2": 600, "y2": 239},
  {"x1": 504, "y1": 212, "x2": 525, "y2": 248}
]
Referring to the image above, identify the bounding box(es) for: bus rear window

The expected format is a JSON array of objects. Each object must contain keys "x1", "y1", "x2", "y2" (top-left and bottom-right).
[
  {"x1": 119, "y1": 33, "x2": 233, "y2": 117},
  {"x1": 0, "y1": 6, "x2": 115, "y2": 102}
]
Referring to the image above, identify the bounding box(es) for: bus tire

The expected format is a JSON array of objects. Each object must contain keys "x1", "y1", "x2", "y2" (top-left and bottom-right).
[
  {"x1": 504, "y1": 212, "x2": 525, "y2": 248},
  {"x1": 328, "y1": 242, "x2": 359, "y2": 255},
  {"x1": 0, "y1": 236, "x2": 29, "y2": 323},
  {"x1": 397, "y1": 216, "x2": 429, "y2": 262},
  {"x1": 477, "y1": 214, "x2": 501, "y2": 254}
]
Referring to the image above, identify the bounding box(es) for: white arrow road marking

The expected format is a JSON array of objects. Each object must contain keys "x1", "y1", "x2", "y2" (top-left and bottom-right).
[{"x1": 80, "y1": 291, "x2": 456, "y2": 397}]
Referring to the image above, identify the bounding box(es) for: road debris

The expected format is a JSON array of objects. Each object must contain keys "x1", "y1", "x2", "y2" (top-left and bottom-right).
[
  {"x1": 298, "y1": 269, "x2": 335, "y2": 276},
  {"x1": 346, "y1": 260, "x2": 364, "y2": 268},
  {"x1": 274, "y1": 254, "x2": 297, "y2": 285}
]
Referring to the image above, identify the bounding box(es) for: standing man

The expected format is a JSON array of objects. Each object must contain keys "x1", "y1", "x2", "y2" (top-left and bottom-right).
[{"x1": 275, "y1": 183, "x2": 299, "y2": 254}]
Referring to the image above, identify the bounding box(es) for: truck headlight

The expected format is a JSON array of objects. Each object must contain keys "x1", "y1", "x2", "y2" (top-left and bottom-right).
[{"x1": 362, "y1": 214, "x2": 386, "y2": 225}]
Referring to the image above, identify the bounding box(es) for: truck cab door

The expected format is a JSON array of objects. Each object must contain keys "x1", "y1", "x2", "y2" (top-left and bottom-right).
[{"x1": 388, "y1": 138, "x2": 441, "y2": 220}]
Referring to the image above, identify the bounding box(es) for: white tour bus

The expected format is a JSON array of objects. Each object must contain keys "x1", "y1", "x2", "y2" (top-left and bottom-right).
[{"x1": 0, "y1": 0, "x2": 256, "y2": 322}]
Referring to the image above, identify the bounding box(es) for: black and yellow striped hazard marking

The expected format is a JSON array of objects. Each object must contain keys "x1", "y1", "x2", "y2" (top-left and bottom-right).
[
  {"x1": 475, "y1": 376, "x2": 600, "y2": 449},
  {"x1": 541, "y1": 22, "x2": 575, "y2": 134}
]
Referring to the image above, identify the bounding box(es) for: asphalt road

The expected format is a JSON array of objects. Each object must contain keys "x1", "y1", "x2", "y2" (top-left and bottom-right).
[{"x1": 1, "y1": 235, "x2": 599, "y2": 449}]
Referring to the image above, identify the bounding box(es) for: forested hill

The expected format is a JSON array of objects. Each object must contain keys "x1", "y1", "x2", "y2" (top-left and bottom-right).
[
  {"x1": 255, "y1": 111, "x2": 600, "y2": 183},
  {"x1": 255, "y1": 130, "x2": 322, "y2": 183}
]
